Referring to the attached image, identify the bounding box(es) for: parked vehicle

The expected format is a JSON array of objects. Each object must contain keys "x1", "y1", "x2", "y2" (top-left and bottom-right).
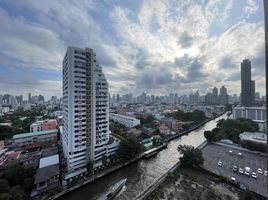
[
  {"x1": 252, "y1": 172, "x2": 257, "y2": 179},
  {"x1": 265, "y1": 170, "x2": 267, "y2": 176},
  {"x1": 245, "y1": 167, "x2": 250, "y2": 176},
  {"x1": 232, "y1": 165, "x2": 238, "y2": 172},
  {"x1": 231, "y1": 177, "x2": 236, "y2": 182},
  {"x1": 239, "y1": 168, "x2": 244, "y2": 174},
  {"x1": 218, "y1": 161, "x2": 222, "y2": 167},
  {"x1": 257, "y1": 168, "x2": 263, "y2": 174},
  {"x1": 238, "y1": 152, "x2": 242, "y2": 157}
]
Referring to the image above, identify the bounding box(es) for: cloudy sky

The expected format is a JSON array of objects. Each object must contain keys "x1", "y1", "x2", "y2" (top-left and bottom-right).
[{"x1": 0, "y1": 0, "x2": 265, "y2": 99}]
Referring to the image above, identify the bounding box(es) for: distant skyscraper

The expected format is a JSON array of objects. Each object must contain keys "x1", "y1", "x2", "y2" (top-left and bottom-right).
[
  {"x1": 62, "y1": 47, "x2": 110, "y2": 180},
  {"x1": 28, "y1": 92, "x2": 31, "y2": 103},
  {"x1": 212, "y1": 87, "x2": 218, "y2": 105},
  {"x1": 219, "y1": 86, "x2": 228, "y2": 105},
  {"x1": 251, "y1": 80, "x2": 255, "y2": 105},
  {"x1": 241, "y1": 59, "x2": 254, "y2": 106}
]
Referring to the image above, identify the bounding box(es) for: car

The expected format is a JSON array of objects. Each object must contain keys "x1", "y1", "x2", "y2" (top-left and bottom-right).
[
  {"x1": 257, "y1": 168, "x2": 263, "y2": 174},
  {"x1": 265, "y1": 170, "x2": 267, "y2": 176},
  {"x1": 218, "y1": 161, "x2": 222, "y2": 167},
  {"x1": 238, "y1": 152, "x2": 242, "y2": 157},
  {"x1": 252, "y1": 172, "x2": 257, "y2": 179},
  {"x1": 239, "y1": 168, "x2": 244, "y2": 174},
  {"x1": 231, "y1": 177, "x2": 236, "y2": 182},
  {"x1": 229, "y1": 150, "x2": 232, "y2": 154},
  {"x1": 245, "y1": 167, "x2": 250, "y2": 176},
  {"x1": 232, "y1": 165, "x2": 238, "y2": 172}
]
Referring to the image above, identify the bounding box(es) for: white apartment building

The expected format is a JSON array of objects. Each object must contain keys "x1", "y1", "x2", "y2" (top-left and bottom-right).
[
  {"x1": 110, "y1": 113, "x2": 140, "y2": 128},
  {"x1": 30, "y1": 121, "x2": 43, "y2": 132},
  {"x1": 62, "y1": 47, "x2": 110, "y2": 180},
  {"x1": 233, "y1": 106, "x2": 267, "y2": 132}
]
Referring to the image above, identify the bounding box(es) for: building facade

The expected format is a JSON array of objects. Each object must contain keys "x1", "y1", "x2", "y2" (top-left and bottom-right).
[
  {"x1": 219, "y1": 86, "x2": 228, "y2": 105},
  {"x1": 12, "y1": 129, "x2": 58, "y2": 149},
  {"x1": 62, "y1": 47, "x2": 110, "y2": 180},
  {"x1": 233, "y1": 106, "x2": 267, "y2": 132},
  {"x1": 30, "y1": 119, "x2": 58, "y2": 132}
]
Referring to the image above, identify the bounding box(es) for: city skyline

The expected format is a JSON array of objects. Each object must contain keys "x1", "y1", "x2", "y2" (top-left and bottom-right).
[{"x1": 0, "y1": 0, "x2": 265, "y2": 99}]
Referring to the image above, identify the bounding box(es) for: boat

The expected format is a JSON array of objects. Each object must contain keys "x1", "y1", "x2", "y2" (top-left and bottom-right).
[
  {"x1": 106, "y1": 178, "x2": 127, "y2": 200},
  {"x1": 144, "y1": 147, "x2": 158, "y2": 158}
]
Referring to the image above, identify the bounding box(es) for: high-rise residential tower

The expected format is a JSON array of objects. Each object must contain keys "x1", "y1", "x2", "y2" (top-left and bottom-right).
[
  {"x1": 219, "y1": 86, "x2": 228, "y2": 105},
  {"x1": 212, "y1": 87, "x2": 218, "y2": 105},
  {"x1": 28, "y1": 92, "x2": 31, "y2": 103},
  {"x1": 62, "y1": 47, "x2": 110, "y2": 179},
  {"x1": 241, "y1": 59, "x2": 254, "y2": 106}
]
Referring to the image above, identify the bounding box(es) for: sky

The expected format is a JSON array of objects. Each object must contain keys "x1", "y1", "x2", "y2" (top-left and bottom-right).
[{"x1": 0, "y1": 0, "x2": 265, "y2": 99}]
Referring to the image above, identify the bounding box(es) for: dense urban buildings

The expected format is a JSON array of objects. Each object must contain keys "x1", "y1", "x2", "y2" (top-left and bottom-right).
[
  {"x1": 62, "y1": 47, "x2": 110, "y2": 180},
  {"x1": 109, "y1": 113, "x2": 140, "y2": 128}
]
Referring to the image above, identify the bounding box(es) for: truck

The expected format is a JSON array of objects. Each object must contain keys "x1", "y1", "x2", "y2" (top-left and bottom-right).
[{"x1": 245, "y1": 167, "x2": 250, "y2": 176}]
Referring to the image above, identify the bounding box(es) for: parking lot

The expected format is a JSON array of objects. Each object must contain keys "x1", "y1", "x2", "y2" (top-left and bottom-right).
[{"x1": 202, "y1": 143, "x2": 267, "y2": 197}]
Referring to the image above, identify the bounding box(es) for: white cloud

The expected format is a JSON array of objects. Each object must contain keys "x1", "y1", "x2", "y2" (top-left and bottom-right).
[
  {"x1": 0, "y1": 0, "x2": 265, "y2": 97},
  {"x1": 244, "y1": 0, "x2": 259, "y2": 18}
]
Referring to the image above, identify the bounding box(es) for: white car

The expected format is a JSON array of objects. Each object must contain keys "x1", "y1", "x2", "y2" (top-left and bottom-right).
[
  {"x1": 252, "y1": 172, "x2": 257, "y2": 179},
  {"x1": 238, "y1": 152, "x2": 242, "y2": 157},
  {"x1": 265, "y1": 170, "x2": 267, "y2": 176},
  {"x1": 231, "y1": 177, "x2": 236, "y2": 182},
  {"x1": 239, "y1": 168, "x2": 244, "y2": 174},
  {"x1": 257, "y1": 168, "x2": 263, "y2": 174},
  {"x1": 229, "y1": 150, "x2": 232, "y2": 154},
  {"x1": 218, "y1": 161, "x2": 222, "y2": 167}
]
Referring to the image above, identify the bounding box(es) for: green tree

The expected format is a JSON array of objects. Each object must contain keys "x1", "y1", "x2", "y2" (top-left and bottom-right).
[
  {"x1": 0, "y1": 179, "x2": 9, "y2": 193},
  {"x1": 177, "y1": 145, "x2": 204, "y2": 168},
  {"x1": 204, "y1": 131, "x2": 214, "y2": 142},
  {"x1": 239, "y1": 189, "x2": 256, "y2": 200},
  {"x1": 10, "y1": 185, "x2": 24, "y2": 200},
  {"x1": 118, "y1": 135, "x2": 143, "y2": 160}
]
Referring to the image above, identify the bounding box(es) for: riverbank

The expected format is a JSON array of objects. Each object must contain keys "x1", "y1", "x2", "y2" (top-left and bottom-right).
[
  {"x1": 166, "y1": 117, "x2": 213, "y2": 142},
  {"x1": 47, "y1": 116, "x2": 220, "y2": 200},
  {"x1": 143, "y1": 166, "x2": 239, "y2": 200}
]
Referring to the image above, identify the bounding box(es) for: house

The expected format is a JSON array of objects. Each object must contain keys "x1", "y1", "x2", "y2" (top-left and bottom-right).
[{"x1": 32, "y1": 155, "x2": 60, "y2": 197}]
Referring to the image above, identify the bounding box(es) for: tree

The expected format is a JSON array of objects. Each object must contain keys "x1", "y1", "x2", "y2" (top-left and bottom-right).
[
  {"x1": 0, "y1": 179, "x2": 9, "y2": 193},
  {"x1": 204, "y1": 131, "x2": 214, "y2": 142},
  {"x1": 118, "y1": 135, "x2": 143, "y2": 160},
  {"x1": 177, "y1": 145, "x2": 204, "y2": 168},
  {"x1": 239, "y1": 189, "x2": 256, "y2": 200}
]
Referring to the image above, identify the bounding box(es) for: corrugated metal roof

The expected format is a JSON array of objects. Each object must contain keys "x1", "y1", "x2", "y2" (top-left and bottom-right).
[
  {"x1": 39, "y1": 154, "x2": 59, "y2": 168},
  {"x1": 12, "y1": 129, "x2": 58, "y2": 139}
]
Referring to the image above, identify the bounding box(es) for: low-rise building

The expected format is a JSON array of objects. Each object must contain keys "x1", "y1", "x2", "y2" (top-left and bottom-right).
[
  {"x1": 12, "y1": 129, "x2": 58, "y2": 150},
  {"x1": 110, "y1": 113, "x2": 140, "y2": 128},
  {"x1": 161, "y1": 118, "x2": 182, "y2": 132},
  {"x1": 239, "y1": 132, "x2": 267, "y2": 144},
  {"x1": 233, "y1": 106, "x2": 267, "y2": 132},
  {"x1": 0, "y1": 150, "x2": 21, "y2": 169},
  {"x1": 32, "y1": 154, "x2": 60, "y2": 197},
  {"x1": 30, "y1": 119, "x2": 58, "y2": 132},
  {"x1": 159, "y1": 124, "x2": 171, "y2": 135}
]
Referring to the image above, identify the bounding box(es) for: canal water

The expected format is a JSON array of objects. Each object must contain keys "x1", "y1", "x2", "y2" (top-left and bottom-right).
[{"x1": 62, "y1": 114, "x2": 227, "y2": 200}]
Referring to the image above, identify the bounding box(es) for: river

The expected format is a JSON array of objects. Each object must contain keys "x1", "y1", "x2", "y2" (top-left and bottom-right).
[{"x1": 62, "y1": 113, "x2": 227, "y2": 200}]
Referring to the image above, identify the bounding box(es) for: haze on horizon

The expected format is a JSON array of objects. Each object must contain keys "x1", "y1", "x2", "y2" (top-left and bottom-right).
[{"x1": 0, "y1": 0, "x2": 265, "y2": 99}]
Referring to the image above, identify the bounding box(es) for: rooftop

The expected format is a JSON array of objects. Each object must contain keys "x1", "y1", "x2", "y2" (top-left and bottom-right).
[
  {"x1": 13, "y1": 129, "x2": 58, "y2": 139},
  {"x1": 39, "y1": 154, "x2": 59, "y2": 168},
  {"x1": 34, "y1": 164, "x2": 59, "y2": 184},
  {"x1": 239, "y1": 132, "x2": 267, "y2": 144}
]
